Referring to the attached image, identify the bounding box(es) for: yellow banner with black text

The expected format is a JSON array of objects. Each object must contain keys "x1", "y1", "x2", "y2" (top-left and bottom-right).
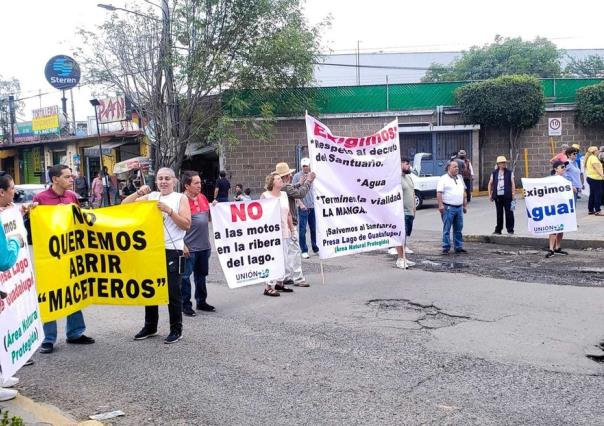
[{"x1": 31, "y1": 202, "x2": 168, "y2": 322}]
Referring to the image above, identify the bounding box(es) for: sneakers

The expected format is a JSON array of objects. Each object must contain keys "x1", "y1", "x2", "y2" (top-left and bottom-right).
[
  {"x1": 0, "y1": 388, "x2": 18, "y2": 402},
  {"x1": 294, "y1": 281, "x2": 310, "y2": 287},
  {"x1": 164, "y1": 332, "x2": 182, "y2": 344},
  {"x1": 301, "y1": 252, "x2": 310, "y2": 259},
  {"x1": 197, "y1": 303, "x2": 215, "y2": 312},
  {"x1": 455, "y1": 248, "x2": 468, "y2": 254},
  {"x1": 387, "y1": 248, "x2": 398, "y2": 255},
  {"x1": 66, "y1": 335, "x2": 95, "y2": 344},
  {"x1": 0, "y1": 377, "x2": 19, "y2": 388},
  {"x1": 441, "y1": 249, "x2": 450, "y2": 255},
  {"x1": 396, "y1": 258, "x2": 415, "y2": 269},
  {"x1": 134, "y1": 327, "x2": 158, "y2": 340},
  {"x1": 492, "y1": 230, "x2": 502, "y2": 235},
  {"x1": 555, "y1": 248, "x2": 569, "y2": 255},
  {"x1": 545, "y1": 250, "x2": 555, "y2": 258},
  {"x1": 405, "y1": 247, "x2": 414, "y2": 254},
  {"x1": 39, "y1": 342, "x2": 54, "y2": 354},
  {"x1": 183, "y1": 307, "x2": 197, "y2": 317}
]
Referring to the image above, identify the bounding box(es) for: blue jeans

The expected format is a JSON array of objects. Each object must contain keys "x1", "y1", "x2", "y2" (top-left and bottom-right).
[
  {"x1": 181, "y1": 250, "x2": 211, "y2": 309},
  {"x1": 43, "y1": 311, "x2": 86, "y2": 344},
  {"x1": 441, "y1": 205, "x2": 464, "y2": 251},
  {"x1": 298, "y1": 208, "x2": 319, "y2": 254}
]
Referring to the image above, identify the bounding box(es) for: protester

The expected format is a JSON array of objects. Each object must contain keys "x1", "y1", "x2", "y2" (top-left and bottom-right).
[
  {"x1": 585, "y1": 146, "x2": 604, "y2": 216},
  {"x1": 278, "y1": 162, "x2": 315, "y2": 287},
  {"x1": 0, "y1": 172, "x2": 26, "y2": 401},
  {"x1": 33, "y1": 165, "x2": 95, "y2": 354},
  {"x1": 90, "y1": 171, "x2": 104, "y2": 208},
  {"x1": 180, "y1": 171, "x2": 214, "y2": 316},
  {"x1": 436, "y1": 161, "x2": 468, "y2": 255},
  {"x1": 545, "y1": 161, "x2": 571, "y2": 258},
  {"x1": 488, "y1": 156, "x2": 515, "y2": 235},
  {"x1": 564, "y1": 147, "x2": 582, "y2": 202},
  {"x1": 458, "y1": 150, "x2": 475, "y2": 203},
  {"x1": 394, "y1": 157, "x2": 416, "y2": 269},
  {"x1": 573, "y1": 144, "x2": 583, "y2": 169},
  {"x1": 122, "y1": 167, "x2": 191, "y2": 344},
  {"x1": 292, "y1": 158, "x2": 319, "y2": 259},
  {"x1": 550, "y1": 144, "x2": 570, "y2": 165},
  {"x1": 260, "y1": 172, "x2": 294, "y2": 296},
  {"x1": 242, "y1": 188, "x2": 252, "y2": 200},
  {"x1": 214, "y1": 170, "x2": 231, "y2": 202},
  {"x1": 73, "y1": 169, "x2": 89, "y2": 200},
  {"x1": 234, "y1": 183, "x2": 245, "y2": 201}
]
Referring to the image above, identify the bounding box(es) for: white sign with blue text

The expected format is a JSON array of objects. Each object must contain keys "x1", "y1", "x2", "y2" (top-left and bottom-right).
[{"x1": 522, "y1": 176, "x2": 577, "y2": 235}]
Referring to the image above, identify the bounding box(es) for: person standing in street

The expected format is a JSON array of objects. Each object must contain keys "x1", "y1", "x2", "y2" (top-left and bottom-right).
[
  {"x1": 73, "y1": 169, "x2": 88, "y2": 201},
  {"x1": 33, "y1": 165, "x2": 95, "y2": 354},
  {"x1": 90, "y1": 171, "x2": 104, "y2": 208},
  {"x1": 214, "y1": 170, "x2": 231, "y2": 202},
  {"x1": 180, "y1": 171, "x2": 214, "y2": 316},
  {"x1": 585, "y1": 146, "x2": 604, "y2": 216},
  {"x1": 488, "y1": 156, "x2": 516, "y2": 235},
  {"x1": 277, "y1": 162, "x2": 315, "y2": 287},
  {"x1": 564, "y1": 147, "x2": 582, "y2": 202},
  {"x1": 545, "y1": 161, "x2": 571, "y2": 258},
  {"x1": 436, "y1": 161, "x2": 467, "y2": 255},
  {"x1": 292, "y1": 158, "x2": 319, "y2": 259},
  {"x1": 122, "y1": 167, "x2": 191, "y2": 344},
  {"x1": 458, "y1": 150, "x2": 475, "y2": 203},
  {"x1": 394, "y1": 157, "x2": 416, "y2": 269}
]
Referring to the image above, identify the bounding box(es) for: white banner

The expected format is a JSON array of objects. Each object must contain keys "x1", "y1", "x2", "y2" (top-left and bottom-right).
[
  {"x1": 522, "y1": 176, "x2": 577, "y2": 235},
  {"x1": 306, "y1": 114, "x2": 405, "y2": 259},
  {"x1": 0, "y1": 207, "x2": 42, "y2": 379},
  {"x1": 211, "y1": 199, "x2": 285, "y2": 288}
]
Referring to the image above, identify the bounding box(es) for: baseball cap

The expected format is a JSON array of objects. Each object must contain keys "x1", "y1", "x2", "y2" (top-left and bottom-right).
[{"x1": 301, "y1": 158, "x2": 310, "y2": 166}]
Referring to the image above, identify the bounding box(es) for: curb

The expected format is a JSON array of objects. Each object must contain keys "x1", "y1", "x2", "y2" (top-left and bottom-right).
[
  {"x1": 465, "y1": 234, "x2": 604, "y2": 250},
  {"x1": 2, "y1": 394, "x2": 102, "y2": 426}
]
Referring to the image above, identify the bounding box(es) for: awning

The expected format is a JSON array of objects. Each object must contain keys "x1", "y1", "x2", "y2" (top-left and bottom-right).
[
  {"x1": 0, "y1": 148, "x2": 17, "y2": 159},
  {"x1": 83, "y1": 141, "x2": 128, "y2": 157},
  {"x1": 113, "y1": 156, "x2": 151, "y2": 175}
]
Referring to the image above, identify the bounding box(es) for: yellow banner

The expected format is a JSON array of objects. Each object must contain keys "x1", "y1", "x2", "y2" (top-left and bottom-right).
[
  {"x1": 32, "y1": 115, "x2": 59, "y2": 132},
  {"x1": 30, "y1": 202, "x2": 168, "y2": 322}
]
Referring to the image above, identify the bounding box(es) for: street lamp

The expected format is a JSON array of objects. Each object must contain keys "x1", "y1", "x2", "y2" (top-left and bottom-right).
[
  {"x1": 89, "y1": 98, "x2": 111, "y2": 207},
  {"x1": 97, "y1": 3, "x2": 162, "y2": 21}
]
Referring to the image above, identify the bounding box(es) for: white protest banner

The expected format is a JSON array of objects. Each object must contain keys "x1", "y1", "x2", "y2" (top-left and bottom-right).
[
  {"x1": 0, "y1": 207, "x2": 42, "y2": 379},
  {"x1": 211, "y1": 198, "x2": 285, "y2": 288},
  {"x1": 306, "y1": 114, "x2": 405, "y2": 259},
  {"x1": 522, "y1": 175, "x2": 577, "y2": 235}
]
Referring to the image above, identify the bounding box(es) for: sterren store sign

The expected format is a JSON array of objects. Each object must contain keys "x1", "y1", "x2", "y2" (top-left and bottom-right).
[{"x1": 44, "y1": 55, "x2": 81, "y2": 90}]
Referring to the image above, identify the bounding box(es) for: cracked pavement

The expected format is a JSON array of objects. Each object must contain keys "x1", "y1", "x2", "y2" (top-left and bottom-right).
[{"x1": 10, "y1": 242, "x2": 604, "y2": 425}]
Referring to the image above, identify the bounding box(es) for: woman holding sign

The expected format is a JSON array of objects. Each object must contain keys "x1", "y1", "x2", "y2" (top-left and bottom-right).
[
  {"x1": 261, "y1": 173, "x2": 294, "y2": 296},
  {"x1": 0, "y1": 172, "x2": 26, "y2": 401},
  {"x1": 122, "y1": 167, "x2": 191, "y2": 344},
  {"x1": 545, "y1": 161, "x2": 570, "y2": 258}
]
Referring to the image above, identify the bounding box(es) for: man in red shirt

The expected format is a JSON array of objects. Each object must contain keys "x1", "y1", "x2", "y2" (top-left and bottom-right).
[
  {"x1": 33, "y1": 165, "x2": 95, "y2": 354},
  {"x1": 180, "y1": 171, "x2": 214, "y2": 316}
]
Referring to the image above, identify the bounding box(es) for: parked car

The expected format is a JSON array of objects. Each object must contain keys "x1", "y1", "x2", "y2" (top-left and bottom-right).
[
  {"x1": 13, "y1": 184, "x2": 45, "y2": 245},
  {"x1": 409, "y1": 153, "x2": 440, "y2": 209}
]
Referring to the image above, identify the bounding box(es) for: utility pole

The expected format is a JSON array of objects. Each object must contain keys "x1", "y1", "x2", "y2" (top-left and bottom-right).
[{"x1": 356, "y1": 40, "x2": 361, "y2": 85}]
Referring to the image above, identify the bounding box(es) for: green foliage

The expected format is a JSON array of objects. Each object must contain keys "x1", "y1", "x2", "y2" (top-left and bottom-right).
[
  {"x1": 1, "y1": 410, "x2": 24, "y2": 426},
  {"x1": 422, "y1": 36, "x2": 562, "y2": 82},
  {"x1": 455, "y1": 75, "x2": 544, "y2": 129},
  {"x1": 576, "y1": 82, "x2": 604, "y2": 127},
  {"x1": 564, "y1": 54, "x2": 604, "y2": 78},
  {"x1": 0, "y1": 75, "x2": 22, "y2": 142}
]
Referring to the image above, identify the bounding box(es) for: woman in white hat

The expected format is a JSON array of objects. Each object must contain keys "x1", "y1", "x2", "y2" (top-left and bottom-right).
[{"x1": 488, "y1": 156, "x2": 515, "y2": 235}]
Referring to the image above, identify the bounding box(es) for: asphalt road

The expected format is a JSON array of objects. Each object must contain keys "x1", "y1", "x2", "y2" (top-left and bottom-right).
[{"x1": 13, "y1": 246, "x2": 604, "y2": 425}]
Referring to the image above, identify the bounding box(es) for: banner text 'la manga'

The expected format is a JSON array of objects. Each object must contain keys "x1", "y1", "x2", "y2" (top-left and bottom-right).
[
  {"x1": 31, "y1": 202, "x2": 168, "y2": 321},
  {"x1": 306, "y1": 114, "x2": 405, "y2": 259}
]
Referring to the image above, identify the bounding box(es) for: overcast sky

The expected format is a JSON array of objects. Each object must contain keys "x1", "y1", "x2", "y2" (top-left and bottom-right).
[{"x1": 1, "y1": 0, "x2": 603, "y2": 121}]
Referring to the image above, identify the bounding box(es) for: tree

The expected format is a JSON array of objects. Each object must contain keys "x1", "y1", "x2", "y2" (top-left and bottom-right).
[
  {"x1": 78, "y1": 0, "x2": 324, "y2": 173},
  {"x1": 565, "y1": 54, "x2": 604, "y2": 78},
  {"x1": 422, "y1": 36, "x2": 562, "y2": 82},
  {"x1": 576, "y1": 82, "x2": 604, "y2": 127},
  {"x1": 455, "y1": 75, "x2": 545, "y2": 171},
  {"x1": 0, "y1": 75, "x2": 22, "y2": 143}
]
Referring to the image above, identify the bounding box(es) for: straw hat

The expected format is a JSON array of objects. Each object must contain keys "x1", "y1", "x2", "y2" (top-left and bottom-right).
[
  {"x1": 274, "y1": 162, "x2": 295, "y2": 177},
  {"x1": 572, "y1": 144, "x2": 580, "y2": 149},
  {"x1": 496, "y1": 155, "x2": 507, "y2": 163}
]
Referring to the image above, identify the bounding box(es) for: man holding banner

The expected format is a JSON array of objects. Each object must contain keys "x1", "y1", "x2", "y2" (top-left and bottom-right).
[{"x1": 33, "y1": 165, "x2": 95, "y2": 354}]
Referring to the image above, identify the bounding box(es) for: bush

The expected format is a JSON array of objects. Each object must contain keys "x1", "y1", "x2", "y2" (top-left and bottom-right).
[{"x1": 576, "y1": 82, "x2": 604, "y2": 127}]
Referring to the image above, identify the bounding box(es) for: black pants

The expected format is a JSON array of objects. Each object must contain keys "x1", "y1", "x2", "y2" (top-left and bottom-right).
[
  {"x1": 464, "y1": 178, "x2": 472, "y2": 202},
  {"x1": 587, "y1": 177, "x2": 603, "y2": 213},
  {"x1": 495, "y1": 196, "x2": 514, "y2": 233},
  {"x1": 144, "y1": 250, "x2": 183, "y2": 334}
]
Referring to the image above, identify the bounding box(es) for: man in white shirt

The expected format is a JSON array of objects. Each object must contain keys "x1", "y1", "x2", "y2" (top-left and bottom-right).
[{"x1": 436, "y1": 161, "x2": 468, "y2": 255}]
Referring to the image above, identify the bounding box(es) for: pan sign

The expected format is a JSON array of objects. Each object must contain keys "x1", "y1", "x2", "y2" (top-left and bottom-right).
[
  {"x1": 44, "y1": 55, "x2": 81, "y2": 90},
  {"x1": 548, "y1": 118, "x2": 562, "y2": 136}
]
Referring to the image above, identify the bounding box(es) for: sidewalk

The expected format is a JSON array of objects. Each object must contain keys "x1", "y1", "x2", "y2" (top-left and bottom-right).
[{"x1": 414, "y1": 195, "x2": 604, "y2": 248}]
